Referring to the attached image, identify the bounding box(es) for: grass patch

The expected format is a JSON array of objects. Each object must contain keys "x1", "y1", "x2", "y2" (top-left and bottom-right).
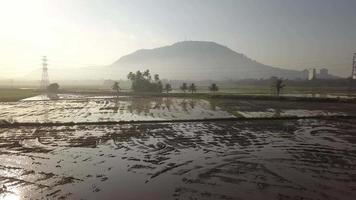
[
  {"x1": 0, "y1": 88, "x2": 40, "y2": 102},
  {"x1": 232, "y1": 111, "x2": 245, "y2": 118}
]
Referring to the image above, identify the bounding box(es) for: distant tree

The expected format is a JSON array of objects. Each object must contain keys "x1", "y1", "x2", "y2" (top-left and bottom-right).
[
  {"x1": 180, "y1": 83, "x2": 188, "y2": 93},
  {"x1": 127, "y1": 70, "x2": 163, "y2": 93},
  {"x1": 157, "y1": 81, "x2": 163, "y2": 93},
  {"x1": 47, "y1": 83, "x2": 59, "y2": 93},
  {"x1": 273, "y1": 78, "x2": 285, "y2": 96},
  {"x1": 46, "y1": 83, "x2": 60, "y2": 100},
  {"x1": 143, "y1": 70, "x2": 151, "y2": 80},
  {"x1": 154, "y1": 74, "x2": 160, "y2": 82},
  {"x1": 188, "y1": 83, "x2": 197, "y2": 94},
  {"x1": 164, "y1": 83, "x2": 172, "y2": 93},
  {"x1": 112, "y1": 81, "x2": 121, "y2": 97},
  {"x1": 209, "y1": 83, "x2": 219, "y2": 93}
]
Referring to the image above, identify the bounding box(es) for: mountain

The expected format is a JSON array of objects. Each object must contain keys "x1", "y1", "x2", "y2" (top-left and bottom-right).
[{"x1": 111, "y1": 41, "x2": 304, "y2": 80}]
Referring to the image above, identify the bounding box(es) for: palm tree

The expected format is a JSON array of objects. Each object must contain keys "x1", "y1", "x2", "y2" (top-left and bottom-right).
[
  {"x1": 164, "y1": 83, "x2": 172, "y2": 94},
  {"x1": 157, "y1": 81, "x2": 163, "y2": 93},
  {"x1": 188, "y1": 83, "x2": 197, "y2": 94},
  {"x1": 209, "y1": 83, "x2": 219, "y2": 93},
  {"x1": 180, "y1": 83, "x2": 188, "y2": 93},
  {"x1": 274, "y1": 78, "x2": 285, "y2": 96},
  {"x1": 112, "y1": 81, "x2": 121, "y2": 97},
  {"x1": 143, "y1": 70, "x2": 150, "y2": 79},
  {"x1": 154, "y1": 74, "x2": 160, "y2": 82}
]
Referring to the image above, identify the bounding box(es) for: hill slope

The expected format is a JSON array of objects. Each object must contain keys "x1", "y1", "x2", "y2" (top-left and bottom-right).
[{"x1": 111, "y1": 41, "x2": 303, "y2": 80}]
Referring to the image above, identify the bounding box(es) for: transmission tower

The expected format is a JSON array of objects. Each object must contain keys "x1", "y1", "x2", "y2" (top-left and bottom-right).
[
  {"x1": 41, "y1": 56, "x2": 49, "y2": 91},
  {"x1": 352, "y1": 53, "x2": 356, "y2": 79}
]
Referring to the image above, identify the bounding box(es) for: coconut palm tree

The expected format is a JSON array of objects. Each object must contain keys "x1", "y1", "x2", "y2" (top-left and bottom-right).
[
  {"x1": 112, "y1": 81, "x2": 121, "y2": 97},
  {"x1": 209, "y1": 83, "x2": 219, "y2": 93},
  {"x1": 164, "y1": 83, "x2": 172, "y2": 94},
  {"x1": 274, "y1": 78, "x2": 285, "y2": 96},
  {"x1": 188, "y1": 83, "x2": 197, "y2": 94},
  {"x1": 180, "y1": 83, "x2": 188, "y2": 93}
]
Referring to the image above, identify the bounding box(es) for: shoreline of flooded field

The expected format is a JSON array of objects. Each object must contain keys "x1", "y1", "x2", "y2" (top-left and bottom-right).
[{"x1": 0, "y1": 119, "x2": 355, "y2": 199}]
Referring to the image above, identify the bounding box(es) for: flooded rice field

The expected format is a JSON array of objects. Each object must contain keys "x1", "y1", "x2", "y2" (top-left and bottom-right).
[
  {"x1": 1, "y1": 97, "x2": 233, "y2": 123},
  {"x1": 0, "y1": 119, "x2": 355, "y2": 199},
  {"x1": 1, "y1": 96, "x2": 356, "y2": 123}
]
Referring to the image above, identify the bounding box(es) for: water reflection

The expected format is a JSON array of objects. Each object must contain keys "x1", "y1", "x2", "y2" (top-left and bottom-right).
[
  {"x1": 0, "y1": 119, "x2": 355, "y2": 199},
  {"x1": 2, "y1": 96, "x2": 356, "y2": 124},
  {"x1": 0, "y1": 188, "x2": 20, "y2": 200},
  {"x1": 123, "y1": 97, "x2": 228, "y2": 118},
  {"x1": 42, "y1": 100, "x2": 49, "y2": 123},
  {"x1": 163, "y1": 98, "x2": 172, "y2": 110}
]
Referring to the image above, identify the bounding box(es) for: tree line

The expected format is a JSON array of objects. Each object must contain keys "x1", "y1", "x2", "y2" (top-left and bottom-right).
[{"x1": 112, "y1": 70, "x2": 220, "y2": 95}]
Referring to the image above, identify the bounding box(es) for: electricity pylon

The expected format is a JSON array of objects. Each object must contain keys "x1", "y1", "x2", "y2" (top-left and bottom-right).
[{"x1": 40, "y1": 56, "x2": 49, "y2": 91}]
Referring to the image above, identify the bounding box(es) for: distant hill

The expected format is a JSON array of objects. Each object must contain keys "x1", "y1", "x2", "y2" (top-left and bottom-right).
[{"x1": 111, "y1": 41, "x2": 304, "y2": 80}]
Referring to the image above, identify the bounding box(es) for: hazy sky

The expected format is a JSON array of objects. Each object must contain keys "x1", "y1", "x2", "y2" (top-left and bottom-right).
[{"x1": 0, "y1": 0, "x2": 355, "y2": 78}]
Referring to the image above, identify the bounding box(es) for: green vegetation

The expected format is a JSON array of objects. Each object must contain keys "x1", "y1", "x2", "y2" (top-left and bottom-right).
[
  {"x1": 209, "y1": 83, "x2": 219, "y2": 93},
  {"x1": 188, "y1": 83, "x2": 197, "y2": 94},
  {"x1": 112, "y1": 81, "x2": 121, "y2": 96},
  {"x1": 271, "y1": 78, "x2": 285, "y2": 96},
  {"x1": 0, "y1": 88, "x2": 40, "y2": 102},
  {"x1": 232, "y1": 111, "x2": 244, "y2": 118},
  {"x1": 127, "y1": 70, "x2": 163, "y2": 93},
  {"x1": 47, "y1": 83, "x2": 60, "y2": 93},
  {"x1": 164, "y1": 83, "x2": 172, "y2": 93},
  {"x1": 180, "y1": 83, "x2": 188, "y2": 93}
]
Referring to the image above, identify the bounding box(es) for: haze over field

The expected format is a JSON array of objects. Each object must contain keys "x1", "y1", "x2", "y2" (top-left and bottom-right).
[
  {"x1": 111, "y1": 41, "x2": 305, "y2": 80},
  {"x1": 25, "y1": 41, "x2": 306, "y2": 81},
  {"x1": 0, "y1": 0, "x2": 355, "y2": 80},
  {"x1": 1, "y1": 1, "x2": 356, "y2": 200}
]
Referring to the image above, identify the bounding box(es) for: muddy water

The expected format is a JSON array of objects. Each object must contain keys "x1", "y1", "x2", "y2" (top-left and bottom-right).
[
  {"x1": 1, "y1": 96, "x2": 356, "y2": 123},
  {"x1": 0, "y1": 97, "x2": 233, "y2": 123},
  {"x1": 0, "y1": 119, "x2": 355, "y2": 199}
]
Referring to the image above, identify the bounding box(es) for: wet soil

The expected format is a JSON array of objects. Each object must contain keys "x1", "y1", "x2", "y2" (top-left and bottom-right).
[
  {"x1": 0, "y1": 119, "x2": 355, "y2": 199},
  {"x1": 2, "y1": 96, "x2": 356, "y2": 124}
]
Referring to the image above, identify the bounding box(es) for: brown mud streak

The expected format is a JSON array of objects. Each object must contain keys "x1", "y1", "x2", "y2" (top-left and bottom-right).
[
  {"x1": 146, "y1": 160, "x2": 194, "y2": 183},
  {"x1": 1, "y1": 115, "x2": 356, "y2": 128},
  {"x1": 0, "y1": 175, "x2": 50, "y2": 188}
]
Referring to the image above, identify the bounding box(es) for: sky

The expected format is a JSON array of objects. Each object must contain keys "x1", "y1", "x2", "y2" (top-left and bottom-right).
[{"x1": 0, "y1": 0, "x2": 355, "y2": 78}]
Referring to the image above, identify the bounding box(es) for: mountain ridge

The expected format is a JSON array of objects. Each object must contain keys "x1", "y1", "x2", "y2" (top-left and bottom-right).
[{"x1": 111, "y1": 41, "x2": 304, "y2": 80}]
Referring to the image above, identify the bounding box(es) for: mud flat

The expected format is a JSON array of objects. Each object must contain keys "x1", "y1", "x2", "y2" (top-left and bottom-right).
[{"x1": 0, "y1": 119, "x2": 355, "y2": 199}]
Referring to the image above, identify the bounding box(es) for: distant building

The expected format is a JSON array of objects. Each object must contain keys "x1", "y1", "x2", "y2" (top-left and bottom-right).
[
  {"x1": 309, "y1": 68, "x2": 317, "y2": 80},
  {"x1": 319, "y1": 68, "x2": 329, "y2": 79},
  {"x1": 301, "y1": 69, "x2": 309, "y2": 80},
  {"x1": 304, "y1": 67, "x2": 336, "y2": 80}
]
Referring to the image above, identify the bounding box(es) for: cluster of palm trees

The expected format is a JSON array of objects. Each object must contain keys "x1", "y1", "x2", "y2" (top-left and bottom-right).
[
  {"x1": 112, "y1": 80, "x2": 220, "y2": 95},
  {"x1": 179, "y1": 83, "x2": 196, "y2": 94},
  {"x1": 179, "y1": 83, "x2": 219, "y2": 94}
]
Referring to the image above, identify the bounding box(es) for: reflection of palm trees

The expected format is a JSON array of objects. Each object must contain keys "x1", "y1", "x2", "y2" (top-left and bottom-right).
[
  {"x1": 153, "y1": 97, "x2": 163, "y2": 109},
  {"x1": 43, "y1": 101, "x2": 50, "y2": 123},
  {"x1": 180, "y1": 99, "x2": 188, "y2": 112},
  {"x1": 128, "y1": 97, "x2": 152, "y2": 115},
  {"x1": 209, "y1": 100, "x2": 217, "y2": 111},
  {"x1": 113, "y1": 98, "x2": 119, "y2": 113},
  {"x1": 164, "y1": 98, "x2": 173, "y2": 110},
  {"x1": 189, "y1": 100, "x2": 196, "y2": 109}
]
